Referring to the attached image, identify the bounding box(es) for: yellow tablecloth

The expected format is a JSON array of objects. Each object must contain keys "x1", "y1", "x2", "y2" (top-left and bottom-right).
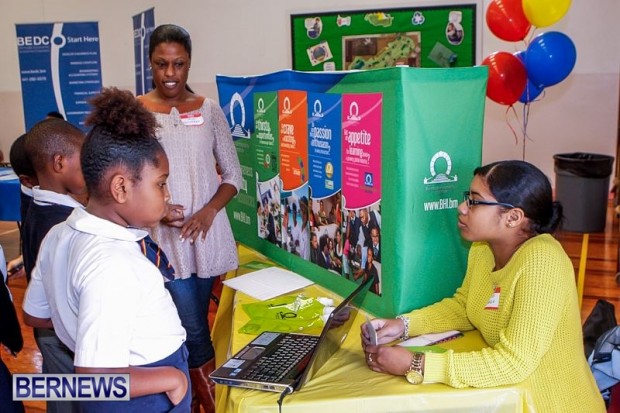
[{"x1": 212, "y1": 245, "x2": 533, "y2": 413}]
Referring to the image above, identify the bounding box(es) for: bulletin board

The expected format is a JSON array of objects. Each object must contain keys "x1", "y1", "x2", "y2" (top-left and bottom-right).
[{"x1": 291, "y1": 4, "x2": 479, "y2": 72}]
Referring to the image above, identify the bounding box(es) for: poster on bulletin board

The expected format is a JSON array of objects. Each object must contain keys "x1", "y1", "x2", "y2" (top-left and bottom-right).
[{"x1": 290, "y1": 2, "x2": 481, "y2": 72}]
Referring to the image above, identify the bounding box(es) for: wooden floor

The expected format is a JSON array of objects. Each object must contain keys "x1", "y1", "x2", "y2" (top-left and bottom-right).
[{"x1": 2, "y1": 203, "x2": 620, "y2": 412}]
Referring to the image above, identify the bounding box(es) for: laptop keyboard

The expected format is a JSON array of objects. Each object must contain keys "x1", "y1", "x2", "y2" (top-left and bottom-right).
[{"x1": 243, "y1": 334, "x2": 319, "y2": 382}]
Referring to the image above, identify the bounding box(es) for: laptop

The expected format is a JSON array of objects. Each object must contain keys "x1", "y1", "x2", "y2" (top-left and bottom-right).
[{"x1": 210, "y1": 276, "x2": 373, "y2": 393}]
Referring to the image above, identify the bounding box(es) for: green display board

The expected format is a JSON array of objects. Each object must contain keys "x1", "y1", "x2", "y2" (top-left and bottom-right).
[
  {"x1": 291, "y1": 5, "x2": 478, "y2": 72},
  {"x1": 217, "y1": 67, "x2": 488, "y2": 317}
]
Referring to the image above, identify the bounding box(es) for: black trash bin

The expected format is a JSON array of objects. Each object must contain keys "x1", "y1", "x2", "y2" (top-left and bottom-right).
[{"x1": 553, "y1": 152, "x2": 615, "y2": 233}]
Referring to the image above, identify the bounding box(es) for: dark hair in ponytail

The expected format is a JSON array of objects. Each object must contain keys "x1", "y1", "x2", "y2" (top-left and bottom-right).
[
  {"x1": 474, "y1": 160, "x2": 563, "y2": 234},
  {"x1": 83, "y1": 87, "x2": 164, "y2": 198}
]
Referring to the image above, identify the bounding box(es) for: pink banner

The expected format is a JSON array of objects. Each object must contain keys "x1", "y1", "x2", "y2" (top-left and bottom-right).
[{"x1": 341, "y1": 93, "x2": 382, "y2": 209}]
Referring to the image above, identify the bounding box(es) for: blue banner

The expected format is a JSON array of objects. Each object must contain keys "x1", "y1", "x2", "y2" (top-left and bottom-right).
[
  {"x1": 307, "y1": 92, "x2": 342, "y2": 200},
  {"x1": 16, "y1": 22, "x2": 102, "y2": 131},
  {"x1": 133, "y1": 8, "x2": 155, "y2": 96}
]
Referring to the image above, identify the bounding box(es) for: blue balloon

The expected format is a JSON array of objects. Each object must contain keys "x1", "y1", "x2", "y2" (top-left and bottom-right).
[
  {"x1": 525, "y1": 31, "x2": 576, "y2": 88},
  {"x1": 519, "y1": 79, "x2": 544, "y2": 103},
  {"x1": 513, "y1": 50, "x2": 545, "y2": 103}
]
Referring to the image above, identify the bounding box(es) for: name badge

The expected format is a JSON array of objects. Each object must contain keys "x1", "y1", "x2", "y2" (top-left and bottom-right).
[
  {"x1": 485, "y1": 287, "x2": 501, "y2": 310},
  {"x1": 179, "y1": 112, "x2": 204, "y2": 126}
]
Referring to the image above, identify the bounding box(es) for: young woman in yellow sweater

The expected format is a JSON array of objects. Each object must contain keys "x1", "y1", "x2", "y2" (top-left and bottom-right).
[{"x1": 362, "y1": 160, "x2": 605, "y2": 412}]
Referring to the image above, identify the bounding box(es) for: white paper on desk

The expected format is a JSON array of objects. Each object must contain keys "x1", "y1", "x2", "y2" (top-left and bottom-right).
[
  {"x1": 222, "y1": 267, "x2": 314, "y2": 301},
  {"x1": 398, "y1": 330, "x2": 462, "y2": 347}
]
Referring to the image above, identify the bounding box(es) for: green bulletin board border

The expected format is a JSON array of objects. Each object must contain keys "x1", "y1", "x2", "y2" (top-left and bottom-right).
[{"x1": 291, "y1": 3, "x2": 480, "y2": 72}]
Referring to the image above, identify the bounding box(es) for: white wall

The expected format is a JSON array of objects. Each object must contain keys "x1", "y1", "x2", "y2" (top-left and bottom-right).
[{"x1": 1, "y1": 0, "x2": 618, "y2": 185}]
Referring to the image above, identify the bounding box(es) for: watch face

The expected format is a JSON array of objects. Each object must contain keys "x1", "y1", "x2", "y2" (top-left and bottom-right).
[{"x1": 406, "y1": 370, "x2": 423, "y2": 385}]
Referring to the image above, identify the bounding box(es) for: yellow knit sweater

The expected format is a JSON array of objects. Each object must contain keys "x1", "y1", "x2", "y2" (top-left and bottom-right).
[{"x1": 404, "y1": 234, "x2": 605, "y2": 412}]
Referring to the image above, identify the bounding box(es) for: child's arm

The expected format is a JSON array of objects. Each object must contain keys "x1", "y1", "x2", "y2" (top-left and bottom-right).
[
  {"x1": 75, "y1": 365, "x2": 188, "y2": 405},
  {"x1": 23, "y1": 311, "x2": 53, "y2": 329}
]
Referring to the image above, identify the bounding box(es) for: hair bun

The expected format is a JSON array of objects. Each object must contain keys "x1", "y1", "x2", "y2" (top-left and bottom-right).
[{"x1": 85, "y1": 87, "x2": 158, "y2": 139}]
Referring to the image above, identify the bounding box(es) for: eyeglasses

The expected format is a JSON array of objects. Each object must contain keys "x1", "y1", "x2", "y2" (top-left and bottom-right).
[{"x1": 462, "y1": 191, "x2": 515, "y2": 209}]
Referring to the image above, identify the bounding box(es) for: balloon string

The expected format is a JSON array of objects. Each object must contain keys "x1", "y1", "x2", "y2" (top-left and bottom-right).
[
  {"x1": 505, "y1": 105, "x2": 520, "y2": 146},
  {"x1": 521, "y1": 103, "x2": 530, "y2": 160}
]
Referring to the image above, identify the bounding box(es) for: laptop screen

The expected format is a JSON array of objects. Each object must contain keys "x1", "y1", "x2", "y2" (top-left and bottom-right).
[{"x1": 295, "y1": 277, "x2": 373, "y2": 389}]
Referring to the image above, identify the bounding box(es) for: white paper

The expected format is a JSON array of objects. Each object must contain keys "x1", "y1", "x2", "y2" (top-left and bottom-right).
[
  {"x1": 398, "y1": 330, "x2": 462, "y2": 347},
  {"x1": 365, "y1": 316, "x2": 378, "y2": 346},
  {"x1": 223, "y1": 267, "x2": 314, "y2": 301}
]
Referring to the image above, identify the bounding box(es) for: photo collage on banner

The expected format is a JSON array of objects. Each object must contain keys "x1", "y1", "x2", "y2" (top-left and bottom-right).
[
  {"x1": 15, "y1": 22, "x2": 103, "y2": 131},
  {"x1": 341, "y1": 93, "x2": 383, "y2": 296},
  {"x1": 307, "y1": 93, "x2": 343, "y2": 277},
  {"x1": 251, "y1": 87, "x2": 383, "y2": 296},
  {"x1": 278, "y1": 90, "x2": 310, "y2": 261},
  {"x1": 254, "y1": 92, "x2": 281, "y2": 247}
]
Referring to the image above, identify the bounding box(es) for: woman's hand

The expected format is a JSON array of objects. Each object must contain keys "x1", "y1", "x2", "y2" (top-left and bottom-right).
[
  {"x1": 364, "y1": 344, "x2": 413, "y2": 376},
  {"x1": 361, "y1": 318, "x2": 405, "y2": 346},
  {"x1": 180, "y1": 205, "x2": 218, "y2": 244},
  {"x1": 161, "y1": 203, "x2": 185, "y2": 228}
]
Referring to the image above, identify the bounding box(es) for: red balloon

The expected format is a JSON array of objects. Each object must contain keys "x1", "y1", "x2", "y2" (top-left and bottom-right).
[
  {"x1": 482, "y1": 51, "x2": 527, "y2": 105},
  {"x1": 486, "y1": 0, "x2": 531, "y2": 42}
]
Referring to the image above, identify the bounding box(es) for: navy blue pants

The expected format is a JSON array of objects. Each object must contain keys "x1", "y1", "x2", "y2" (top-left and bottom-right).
[
  {"x1": 79, "y1": 344, "x2": 191, "y2": 413},
  {"x1": 165, "y1": 275, "x2": 216, "y2": 368}
]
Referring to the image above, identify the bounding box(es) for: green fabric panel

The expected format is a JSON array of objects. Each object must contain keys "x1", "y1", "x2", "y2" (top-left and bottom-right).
[{"x1": 224, "y1": 67, "x2": 488, "y2": 317}]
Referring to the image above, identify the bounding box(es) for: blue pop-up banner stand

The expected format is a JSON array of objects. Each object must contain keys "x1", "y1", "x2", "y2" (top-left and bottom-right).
[
  {"x1": 16, "y1": 22, "x2": 102, "y2": 131},
  {"x1": 133, "y1": 8, "x2": 155, "y2": 96}
]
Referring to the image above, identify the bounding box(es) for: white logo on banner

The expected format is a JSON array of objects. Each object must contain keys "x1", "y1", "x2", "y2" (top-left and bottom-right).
[
  {"x1": 347, "y1": 102, "x2": 360, "y2": 121},
  {"x1": 229, "y1": 92, "x2": 250, "y2": 139},
  {"x1": 424, "y1": 151, "x2": 458, "y2": 184},
  {"x1": 312, "y1": 100, "x2": 323, "y2": 118},
  {"x1": 282, "y1": 97, "x2": 293, "y2": 115}
]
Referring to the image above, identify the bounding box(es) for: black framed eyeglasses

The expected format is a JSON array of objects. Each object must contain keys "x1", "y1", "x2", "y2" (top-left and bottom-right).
[{"x1": 462, "y1": 191, "x2": 515, "y2": 209}]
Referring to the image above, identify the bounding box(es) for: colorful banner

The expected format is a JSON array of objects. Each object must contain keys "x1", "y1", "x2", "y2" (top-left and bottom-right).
[
  {"x1": 217, "y1": 67, "x2": 487, "y2": 316},
  {"x1": 254, "y1": 92, "x2": 281, "y2": 246},
  {"x1": 133, "y1": 8, "x2": 155, "y2": 96},
  {"x1": 308, "y1": 93, "x2": 343, "y2": 279},
  {"x1": 278, "y1": 90, "x2": 310, "y2": 260},
  {"x1": 16, "y1": 22, "x2": 103, "y2": 130}
]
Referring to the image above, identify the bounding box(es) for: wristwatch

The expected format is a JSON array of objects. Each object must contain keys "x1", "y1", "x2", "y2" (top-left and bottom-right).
[{"x1": 405, "y1": 352, "x2": 425, "y2": 385}]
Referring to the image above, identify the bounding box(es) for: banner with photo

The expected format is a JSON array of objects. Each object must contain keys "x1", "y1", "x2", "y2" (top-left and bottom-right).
[
  {"x1": 291, "y1": 3, "x2": 480, "y2": 72},
  {"x1": 216, "y1": 67, "x2": 487, "y2": 317},
  {"x1": 16, "y1": 22, "x2": 102, "y2": 130},
  {"x1": 133, "y1": 8, "x2": 155, "y2": 96}
]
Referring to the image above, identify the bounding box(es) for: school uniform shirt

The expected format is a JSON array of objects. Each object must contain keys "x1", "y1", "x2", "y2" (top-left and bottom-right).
[
  {"x1": 23, "y1": 207, "x2": 186, "y2": 368},
  {"x1": 399, "y1": 234, "x2": 605, "y2": 412},
  {"x1": 22, "y1": 187, "x2": 83, "y2": 280},
  {"x1": 19, "y1": 184, "x2": 34, "y2": 223}
]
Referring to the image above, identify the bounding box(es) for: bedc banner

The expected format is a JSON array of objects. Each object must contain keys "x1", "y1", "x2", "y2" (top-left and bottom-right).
[{"x1": 16, "y1": 22, "x2": 102, "y2": 131}]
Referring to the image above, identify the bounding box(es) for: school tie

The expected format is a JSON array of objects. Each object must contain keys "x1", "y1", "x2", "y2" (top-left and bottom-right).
[{"x1": 139, "y1": 234, "x2": 176, "y2": 281}]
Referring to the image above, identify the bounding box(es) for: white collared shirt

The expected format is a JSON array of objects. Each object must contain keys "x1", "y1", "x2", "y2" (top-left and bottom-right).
[
  {"x1": 24, "y1": 208, "x2": 186, "y2": 368},
  {"x1": 20, "y1": 184, "x2": 33, "y2": 198},
  {"x1": 31, "y1": 186, "x2": 84, "y2": 209}
]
